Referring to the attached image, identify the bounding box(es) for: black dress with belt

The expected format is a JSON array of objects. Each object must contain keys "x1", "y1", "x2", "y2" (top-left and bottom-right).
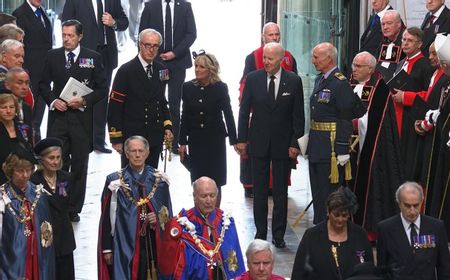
[{"x1": 179, "y1": 80, "x2": 237, "y2": 186}]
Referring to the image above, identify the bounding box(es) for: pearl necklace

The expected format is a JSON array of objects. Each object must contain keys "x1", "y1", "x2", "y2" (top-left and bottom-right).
[
  {"x1": 176, "y1": 212, "x2": 231, "y2": 268},
  {"x1": 43, "y1": 173, "x2": 57, "y2": 192}
]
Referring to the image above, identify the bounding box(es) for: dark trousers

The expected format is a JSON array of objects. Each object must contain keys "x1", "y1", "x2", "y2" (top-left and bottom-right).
[
  {"x1": 32, "y1": 95, "x2": 47, "y2": 142},
  {"x1": 121, "y1": 144, "x2": 163, "y2": 169},
  {"x1": 93, "y1": 45, "x2": 113, "y2": 148},
  {"x1": 48, "y1": 112, "x2": 90, "y2": 214},
  {"x1": 309, "y1": 161, "x2": 340, "y2": 224},
  {"x1": 56, "y1": 253, "x2": 75, "y2": 280},
  {"x1": 252, "y1": 156, "x2": 290, "y2": 241},
  {"x1": 167, "y1": 67, "x2": 185, "y2": 149}
]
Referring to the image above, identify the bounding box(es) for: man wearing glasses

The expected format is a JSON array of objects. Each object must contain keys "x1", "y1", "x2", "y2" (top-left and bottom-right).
[
  {"x1": 108, "y1": 28, "x2": 173, "y2": 169},
  {"x1": 350, "y1": 51, "x2": 403, "y2": 240}
]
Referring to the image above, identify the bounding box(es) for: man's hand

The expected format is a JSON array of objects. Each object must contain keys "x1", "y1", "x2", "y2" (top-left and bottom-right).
[
  {"x1": 391, "y1": 89, "x2": 404, "y2": 104},
  {"x1": 53, "y1": 99, "x2": 68, "y2": 112},
  {"x1": 103, "y1": 252, "x2": 113, "y2": 265},
  {"x1": 288, "y1": 147, "x2": 300, "y2": 159},
  {"x1": 179, "y1": 145, "x2": 187, "y2": 161},
  {"x1": 337, "y1": 154, "x2": 350, "y2": 166},
  {"x1": 160, "y1": 51, "x2": 176, "y2": 61},
  {"x1": 102, "y1": 12, "x2": 116, "y2": 27},
  {"x1": 164, "y1": 129, "x2": 173, "y2": 142},
  {"x1": 112, "y1": 143, "x2": 123, "y2": 154},
  {"x1": 236, "y1": 143, "x2": 247, "y2": 156},
  {"x1": 66, "y1": 96, "x2": 85, "y2": 109}
]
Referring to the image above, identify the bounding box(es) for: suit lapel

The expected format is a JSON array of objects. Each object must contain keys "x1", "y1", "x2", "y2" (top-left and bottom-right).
[
  {"x1": 173, "y1": 0, "x2": 181, "y2": 31},
  {"x1": 274, "y1": 70, "x2": 287, "y2": 106}
]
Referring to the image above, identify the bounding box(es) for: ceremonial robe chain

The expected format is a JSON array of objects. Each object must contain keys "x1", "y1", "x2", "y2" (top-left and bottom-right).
[{"x1": 117, "y1": 170, "x2": 160, "y2": 206}]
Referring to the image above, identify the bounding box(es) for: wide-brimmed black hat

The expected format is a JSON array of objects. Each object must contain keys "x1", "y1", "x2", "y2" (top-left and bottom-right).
[{"x1": 34, "y1": 137, "x2": 63, "y2": 156}]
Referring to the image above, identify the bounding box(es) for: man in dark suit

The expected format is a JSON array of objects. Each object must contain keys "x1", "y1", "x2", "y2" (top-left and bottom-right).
[
  {"x1": 377, "y1": 181, "x2": 450, "y2": 280},
  {"x1": 237, "y1": 42, "x2": 304, "y2": 248},
  {"x1": 62, "y1": 0, "x2": 128, "y2": 153},
  {"x1": 39, "y1": 20, "x2": 108, "y2": 222},
  {"x1": 308, "y1": 42, "x2": 362, "y2": 225},
  {"x1": 13, "y1": 0, "x2": 52, "y2": 142},
  {"x1": 420, "y1": 0, "x2": 450, "y2": 57},
  {"x1": 360, "y1": 0, "x2": 392, "y2": 57},
  {"x1": 108, "y1": 28, "x2": 173, "y2": 169},
  {"x1": 139, "y1": 0, "x2": 197, "y2": 153}
]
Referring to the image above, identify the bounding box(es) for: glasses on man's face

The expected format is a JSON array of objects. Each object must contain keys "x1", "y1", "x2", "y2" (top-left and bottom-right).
[{"x1": 140, "y1": 42, "x2": 160, "y2": 50}]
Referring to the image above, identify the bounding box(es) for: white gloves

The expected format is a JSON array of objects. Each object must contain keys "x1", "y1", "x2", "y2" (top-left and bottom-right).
[
  {"x1": 425, "y1": 109, "x2": 440, "y2": 125},
  {"x1": 337, "y1": 154, "x2": 350, "y2": 166}
]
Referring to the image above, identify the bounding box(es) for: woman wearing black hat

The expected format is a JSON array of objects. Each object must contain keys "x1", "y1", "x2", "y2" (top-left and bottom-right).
[
  {"x1": 0, "y1": 146, "x2": 56, "y2": 279},
  {"x1": 0, "y1": 93, "x2": 33, "y2": 184},
  {"x1": 30, "y1": 137, "x2": 76, "y2": 280},
  {"x1": 291, "y1": 187, "x2": 375, "y2": 280}
]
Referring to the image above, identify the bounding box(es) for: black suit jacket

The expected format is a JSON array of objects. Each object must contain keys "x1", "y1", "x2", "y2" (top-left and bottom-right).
[
  {"x1": 420, "y1": 6, "x2": 450, "y2": 57},
  {"x1": 139, "y1": 0, "x2": 197, "y2": 70},
  {"x1": 13, "y1": 2, "x2": 52, "y2": 96},
  {"x1": 107, "y1": 56, "x2": 171, "y2": 147},
  {"x1": 360, "y1": 5, "x2": 393, "y2": 57},
  {"x1": 39, "y1": 47, "x2": 108, "y2": 149},
  {"x1": 377, "y1": 214, "x2": 450, "y2": 280},
  {"x1": 62, "y1": 0, "x2": 128, "y2": 70},
  {"x1": 238, "y1": 68, "x2": 304, "y2": 159}
]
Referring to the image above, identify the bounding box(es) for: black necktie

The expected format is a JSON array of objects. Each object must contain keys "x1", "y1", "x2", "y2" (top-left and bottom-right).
[
  {"x1": 146, "y1": 64, "x2": 153, "y2": 79},
  {"x1": 164, "y1": 0, "x2": 173, "y2": 51},
  {"x1": 97, "y1": 0, "x2": 105, "y2": 45},
  {"x1": 35, "y1": 7, "x2": 45, "y2": 27},
  {"x1": 66, "y1": 52, "x2": 75, "y2": 69},
  {"x1": 268, "y1": 75, "x2": 275, "y2": 100},
  {"x1": 410, "y1": 223, "x2": 418, "y2": 248}
]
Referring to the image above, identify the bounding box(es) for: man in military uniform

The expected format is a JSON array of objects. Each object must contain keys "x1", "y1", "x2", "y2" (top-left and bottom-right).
[
  {"x1": 159, "y1": 176, "x2": 245, "y2": 280},
  {"x1": 108, "y1": 28, "x2": 173, "y2": 169},
  {"x1": 308, "y1": 42, "x2": 362, "y2": 224},
  {"x1": 350, "y1": 51, "x2": 403, "y2": 240},
  {"x1": 98, "y1": 135, "x2": 173, "y2": 279}
]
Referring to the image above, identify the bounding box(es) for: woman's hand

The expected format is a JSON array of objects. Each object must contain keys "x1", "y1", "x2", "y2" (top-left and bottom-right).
[{"x1": 179, "y1": 145, "x2": 187, "y2": 161}]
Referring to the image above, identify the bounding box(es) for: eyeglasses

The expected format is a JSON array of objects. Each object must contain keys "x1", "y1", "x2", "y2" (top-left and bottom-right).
[
  {"x1": 192, "y1": 49, "x2": 215, "y2": 65},
  {"x1": 140, "y1": 43, "x2": 160, "y2": 50}
]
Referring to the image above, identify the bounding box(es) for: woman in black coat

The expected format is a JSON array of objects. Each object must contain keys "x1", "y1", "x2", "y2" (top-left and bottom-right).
[
  {"x1": 292, "y1": 187, "x2": 375, "y2": 280},
  {"x1": 30, "y1": 137, "x2": 76, "y2": 280},
  {"x1": 0, "y1": 94, "x2": 33, "y2": 184},
  {"x1": 178, "y1": 51, "x2": 237, "y2": 206}
]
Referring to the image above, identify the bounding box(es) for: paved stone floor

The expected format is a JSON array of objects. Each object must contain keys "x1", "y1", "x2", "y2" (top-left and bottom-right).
[{"x1": 50, "y1": 0, "x2": 315, "y2": 278}]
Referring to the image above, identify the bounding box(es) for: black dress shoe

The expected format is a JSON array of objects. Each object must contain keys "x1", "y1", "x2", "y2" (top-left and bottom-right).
[
  {"x1": 244, "y1": 188, "x2": 254, "y2": 198},
  {"x1": 272, "y1": 239, "x2": 286, "y2": 248},
  {"x1": 255, "y1": 232, "x2": 267, "y2": 240},
  {"x1": 95, "y1": 146, "x2": 112, "y2": 154},
  {"x1": 70, "y1": 213, "x2": 80, "y2": 222}
]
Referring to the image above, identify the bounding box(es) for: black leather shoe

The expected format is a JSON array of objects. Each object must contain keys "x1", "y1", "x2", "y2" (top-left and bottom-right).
[
  {"x1": 70, "y1": 213, "x2": 80, "y2": 222},
  {"x1": 272, "y1": 239, "x2": 286, "y2": 248},
  {"x1": 95, "y1": 147, "x2": 112, "y2": 154},
  {"x1": 255, "y1": 232, "x2": 267, "y2": 240}
]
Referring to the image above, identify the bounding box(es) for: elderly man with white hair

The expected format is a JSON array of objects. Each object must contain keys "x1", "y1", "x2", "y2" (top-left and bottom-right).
[{"x1": 235, "y1": 239, "x2": 284, "y2": 280}]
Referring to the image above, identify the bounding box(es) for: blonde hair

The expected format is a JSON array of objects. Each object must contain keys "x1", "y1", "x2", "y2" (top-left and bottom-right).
[{"x1": 193, "y1": 53, "x2": 221, "y2": 85}]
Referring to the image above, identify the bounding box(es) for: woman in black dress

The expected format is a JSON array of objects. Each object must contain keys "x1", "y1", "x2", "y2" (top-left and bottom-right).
[
  {"x1": 291, "y1": 187, "x2": 375, "y2": 280},
  {"x1": 0, "y1": 93, "x2": 33, "y2": 184},
  {"x1": 30, "y1": 137, "x2": 76, "y2": 280},
  {"x1": 178, "y1": 51, "x2": 237, "y2": 207}
]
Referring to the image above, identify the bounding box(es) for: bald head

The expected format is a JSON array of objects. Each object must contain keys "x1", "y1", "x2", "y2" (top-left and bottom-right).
[
  {"x1": 352, "y1": 51, "x2": 376, "y2": 82},
  {"x1": 262, "y1": 22, "x2": 281, "y2": 44},
  {"x1": 312, "y1": 42, "x2": 337, "y2": 73}
]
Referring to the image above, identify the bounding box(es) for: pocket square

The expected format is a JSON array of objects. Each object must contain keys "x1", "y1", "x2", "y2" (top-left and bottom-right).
[{"x1": 281, "y1": 92, "x2": 291, "y2": 96}]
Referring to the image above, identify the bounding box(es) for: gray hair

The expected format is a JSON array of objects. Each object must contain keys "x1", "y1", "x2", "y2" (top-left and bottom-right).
[
  {"x1": 382, "y1": 10, "x2": 402, "y2": 24},
  {"x1": 355, "y1": 51, "x2": 377, "y2": 69},
  {"x1": 264, "y1": 42, "x2": 285, "y2": 59},
  {"x1": 0, "y1": 24, "x2": 24, "y2": 44},
  {"x1": 246, "y1": 239, "x2": 275, "y2": 262},
  {"x1": 5, "y1": 66, "x2": 27, "y2": 82},
  {"x1": 139, "y1": 28, "x2": 162, "y2": 46},
  {"x1": 0, "y1": 39, "x2": 23, "y2": 62},
  {"x1": 124, "y1": 135, "x2": 150, "y2": 154},
  {"x1": 262, "y1": 22, "x2": 280, "y2": 35},
  {"x1": 37, "y1": 146, "x2": 63, "y2": 170},
  {"x1": 192, "y1": 176, "x2": 218, "y2": 194},
  {"x1": 395, "y1": 181, "x2": 424, "y2": 203}
]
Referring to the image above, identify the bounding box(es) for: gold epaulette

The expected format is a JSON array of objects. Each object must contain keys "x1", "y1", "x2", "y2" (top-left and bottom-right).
[
  {"x1": 109, "y1": 127, "x2": 122, "y2": 138},
  {"x1": 334, "y1": 72, "x2": 346, "y2": 81}
]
